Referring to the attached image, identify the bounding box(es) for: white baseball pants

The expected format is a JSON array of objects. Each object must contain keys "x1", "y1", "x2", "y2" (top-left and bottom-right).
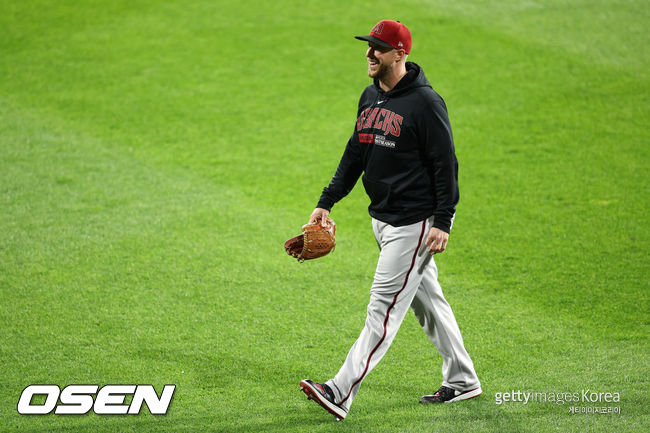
[{"x1": 325, "y1": 217, "x2": 480, "y2": 410}]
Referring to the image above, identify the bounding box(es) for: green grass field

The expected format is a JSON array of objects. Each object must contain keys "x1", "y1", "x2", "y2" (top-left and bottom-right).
[{"x1": 1, "y1": 0, "x2": 648, "y2": 431}]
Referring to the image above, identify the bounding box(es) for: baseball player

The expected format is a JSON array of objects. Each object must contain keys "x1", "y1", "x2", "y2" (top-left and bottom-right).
[{"x1": 299, "y1": 20, "x2": 481, "y2": 420}]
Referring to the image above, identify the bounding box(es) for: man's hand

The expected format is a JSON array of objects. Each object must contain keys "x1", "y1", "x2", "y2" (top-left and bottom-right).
[
  {"x1": 309, "y1": 208, "x2": 331, "y2": 227},
  {"x1": 309, "y1": 208, "x2": 336, "y2": 235},
  {"x1": 425, "y1": 227, "x2": 449, "y2": 254}
]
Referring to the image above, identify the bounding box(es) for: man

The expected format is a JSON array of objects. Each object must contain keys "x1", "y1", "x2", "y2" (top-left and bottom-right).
[{"x1": 299, "y1": 20, "x2": 481, "y2": 421}]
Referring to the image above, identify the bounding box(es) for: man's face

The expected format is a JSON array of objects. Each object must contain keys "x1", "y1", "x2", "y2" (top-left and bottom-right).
[{"x1": 366, "y1": 42, "x2": 397, "y2": 80}]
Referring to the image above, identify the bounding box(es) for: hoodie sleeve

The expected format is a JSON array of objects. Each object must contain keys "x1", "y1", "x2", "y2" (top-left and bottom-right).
[
  {"x1": 417, "y1": 97, "x2": 459, "y2": 233},
  {"x1": 316, "y1": 132, "x2": 363, "y2": 211}
]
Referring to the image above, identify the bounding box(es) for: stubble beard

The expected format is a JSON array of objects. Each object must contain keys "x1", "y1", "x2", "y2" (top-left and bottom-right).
[{"x1": 369, "y1": 62, "x2": 392, "y2": 83}]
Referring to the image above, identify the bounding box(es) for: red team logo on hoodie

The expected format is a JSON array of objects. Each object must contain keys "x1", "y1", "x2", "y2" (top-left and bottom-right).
[{"x1": 356, "y1": 108, "x2": 403, "y2": 138}]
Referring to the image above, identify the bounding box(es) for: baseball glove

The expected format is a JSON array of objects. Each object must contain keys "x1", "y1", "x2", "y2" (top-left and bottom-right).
[{"x1": 284, "y1": 219, "x2": 336, "y2": 262}]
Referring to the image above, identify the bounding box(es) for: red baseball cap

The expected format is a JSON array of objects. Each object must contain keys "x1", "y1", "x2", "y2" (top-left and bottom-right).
[{"x1": 355, "y1": 20, "x2": 412, "y2": 54}]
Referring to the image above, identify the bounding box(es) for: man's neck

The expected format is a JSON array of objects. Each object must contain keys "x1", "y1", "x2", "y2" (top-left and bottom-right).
[{"x1": 378, "y1": 64, "x2": 408, "y2": 92}]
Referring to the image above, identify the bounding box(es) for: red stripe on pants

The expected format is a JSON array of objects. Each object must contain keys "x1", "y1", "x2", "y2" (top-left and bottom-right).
[{"x1": 340, "y1": 220, "x2": 427, "y2": 404}]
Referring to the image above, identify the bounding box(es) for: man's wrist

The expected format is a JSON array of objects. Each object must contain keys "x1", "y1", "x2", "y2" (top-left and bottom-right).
[{"x1": 432, "y1": 220, "x2": 451, "y2": 234}]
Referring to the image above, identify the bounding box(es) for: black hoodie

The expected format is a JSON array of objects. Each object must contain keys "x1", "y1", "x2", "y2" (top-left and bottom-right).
[{"x1": 317, "y1": 62, "x2": 459, "y2": 233}]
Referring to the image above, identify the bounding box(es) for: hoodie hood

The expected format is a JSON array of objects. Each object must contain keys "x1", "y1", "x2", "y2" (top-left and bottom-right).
[{"x1": 373, "y1": 62, "x2": 431, "y2": 97}]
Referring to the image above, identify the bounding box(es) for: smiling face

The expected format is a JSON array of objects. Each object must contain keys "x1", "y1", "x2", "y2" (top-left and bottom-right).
[{"x1": 365, "y1": 42, "x2": 401, "y2": 81}]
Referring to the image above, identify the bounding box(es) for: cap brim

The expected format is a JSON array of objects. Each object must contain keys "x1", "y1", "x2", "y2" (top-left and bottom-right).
[{"x1": 354, "y1": 35, "x2": 394, "y2": 49}]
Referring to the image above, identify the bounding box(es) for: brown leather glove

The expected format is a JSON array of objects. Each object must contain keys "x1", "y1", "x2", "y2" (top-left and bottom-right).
[{"x1": 284, "y1": 219, "x2": 336, "y2": 262}]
